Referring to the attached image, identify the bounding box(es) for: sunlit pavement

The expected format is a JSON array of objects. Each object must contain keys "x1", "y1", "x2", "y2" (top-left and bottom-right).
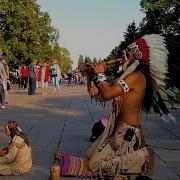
[{"x1": 0, "y1": 82, "x2": 180, "y2": 180}]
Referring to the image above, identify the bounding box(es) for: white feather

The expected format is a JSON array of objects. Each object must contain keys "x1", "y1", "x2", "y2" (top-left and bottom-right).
[
  {"x1": 143, "y1": 34, "x2": 169, "y2": 87},
  {"x1": 120, "y1": 60, "x2": 140, "y2": 79}
]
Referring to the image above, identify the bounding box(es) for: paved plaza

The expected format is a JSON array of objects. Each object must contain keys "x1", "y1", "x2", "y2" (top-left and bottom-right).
[{"x1": 0, "y1": 83, "x2": 180, "y2": 180}]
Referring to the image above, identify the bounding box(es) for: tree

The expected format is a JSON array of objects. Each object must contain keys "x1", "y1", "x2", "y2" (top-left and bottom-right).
[
  {"x1": 51, "y1": 44, "x2": 72, "y2": 73},
  {"x1": 105, "y1": 21, "x2": 140, "y2": 81},
  {"x1": 77, "y1": 54, "x2": 84, "y2": 72},
  {"x1": 93, "y1": 57, "x2": 97, "y2": 63},
  {"x1": 140, "y1": 0, "x2": 180, "y2": 34},
  {"x1": 0, "y1": 0, "x2": 72, "y2": 71},
  {"x1": 123, "y1": 21, "x2": 139, "y2": 44},
  {"x1": 84, "y1": 56, "x2": 91, "y2": 63},
  {"x1": 78, "y1": 54, "x2": 84, "y2": 66}
]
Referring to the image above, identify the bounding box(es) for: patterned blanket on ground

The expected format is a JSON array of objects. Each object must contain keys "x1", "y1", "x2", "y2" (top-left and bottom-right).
[{"x1": 60, "y1": 154, "x2": 91, "y2": 177}]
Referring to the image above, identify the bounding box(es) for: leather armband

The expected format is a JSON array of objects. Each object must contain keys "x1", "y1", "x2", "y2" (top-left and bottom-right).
[{"x1": 117, "y1": 79, "x2": 129, "y2": 92}]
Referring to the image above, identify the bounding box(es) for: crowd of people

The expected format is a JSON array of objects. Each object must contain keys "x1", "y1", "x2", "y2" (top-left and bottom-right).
[
  {"x1": 15, "y1": 59, "x2": 62, "y2": 95},
  {"x1": 0, "y1": 49, "x2": 86, "y2": 109},
  {"x1": 1, "y1": 56, "x2": 62, "y2": 109}
]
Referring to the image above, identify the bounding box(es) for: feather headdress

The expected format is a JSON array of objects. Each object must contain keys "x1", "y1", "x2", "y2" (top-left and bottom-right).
[{"x1": 125, "y1": 34, "x2": 180, "y2": 121}]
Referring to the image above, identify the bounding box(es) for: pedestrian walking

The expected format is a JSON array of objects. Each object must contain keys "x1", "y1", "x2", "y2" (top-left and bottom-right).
[
  {"x1": 28, "y1": 60, "x2": 37, "y2": 95},
  {"x1": 67, "y1": 72, "x2": 72, "y2": 85},
  {"x1": 0, "y1": 49, "x2": 7, "y2": 109},
  {"x1": 50, "y1": 59, "x2": 61, "y2": 92},
  {"x1": 41, "y1": 62, "x2": 51, "y2": 95},
  {"x1": 20, "y1": 65, "x2": 29, "y2": 89},
  {"x1": 1, "y1": 52, "x2": 10, "y2": 103},
  {"x1": 36, "y1": 63, "x2": 42, "y2": 89}
]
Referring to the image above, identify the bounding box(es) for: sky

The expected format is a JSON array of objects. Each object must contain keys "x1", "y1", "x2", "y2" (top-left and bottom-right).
[{"x1": 37, "y1": 0, "x2": 144, "y2": 69}]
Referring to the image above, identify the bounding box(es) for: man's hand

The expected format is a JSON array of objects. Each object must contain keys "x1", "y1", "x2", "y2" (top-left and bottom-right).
[
  {"x1": 85, "y1": 62, "x2": 105, "y2": 76},
  {"x1": 93, "y1": 63, "x2": 105, "y2": 74}
]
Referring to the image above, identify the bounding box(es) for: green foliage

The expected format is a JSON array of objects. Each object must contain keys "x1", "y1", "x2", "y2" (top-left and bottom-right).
[
  {"x1": 78, "y1": 54, "x2": 84, "y2": 66},
  {"x1": 140, "y1": 0, "x2": 180, "y2": 34},
  {"x1": 0, "y1": 0, "x2": 72, "y2": 70},
  {"x1": 176, "y1": 90, "x2": 180, "y2": 103},
  {"x1": 51, "y1": 44, "x2": 72, "y2": 73},
  {"x1": 84, "y1": 56, "x2": 92, "y2": 63},
  {"x1": 141, "y1": 0, "x2": 176, "y2": 11},
  {"x1": 106, "y1": 0, "x2": 179, "y2": 81},
  {"x1": 93, "y1": 57, "x2": 97, "y2": 63},
  {"x1": 77, "y1": 54, "x2": 85, "y2": 72},
  {"x1": 105, "y1": 21, "x2": 140, "y2": 80},
  {"x1": 79, "y1": 0, "x2": 179, "y2": 83},
  {"x1": 77, "y1": 54, "x2": 92, "y2": 74},
  {"x1": 123, "y1": 21, "x2": 139, "y2": 44}
]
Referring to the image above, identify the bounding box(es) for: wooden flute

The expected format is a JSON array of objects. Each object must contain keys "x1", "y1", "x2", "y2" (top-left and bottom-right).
[{"x1": 83, "y1": 58, "x2": 124, "y2": 69}]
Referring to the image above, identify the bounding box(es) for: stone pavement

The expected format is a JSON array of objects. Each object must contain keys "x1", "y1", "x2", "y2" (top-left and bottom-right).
[{"x1": 0, "y1": 83, "x2": 180, "y2": 180}]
